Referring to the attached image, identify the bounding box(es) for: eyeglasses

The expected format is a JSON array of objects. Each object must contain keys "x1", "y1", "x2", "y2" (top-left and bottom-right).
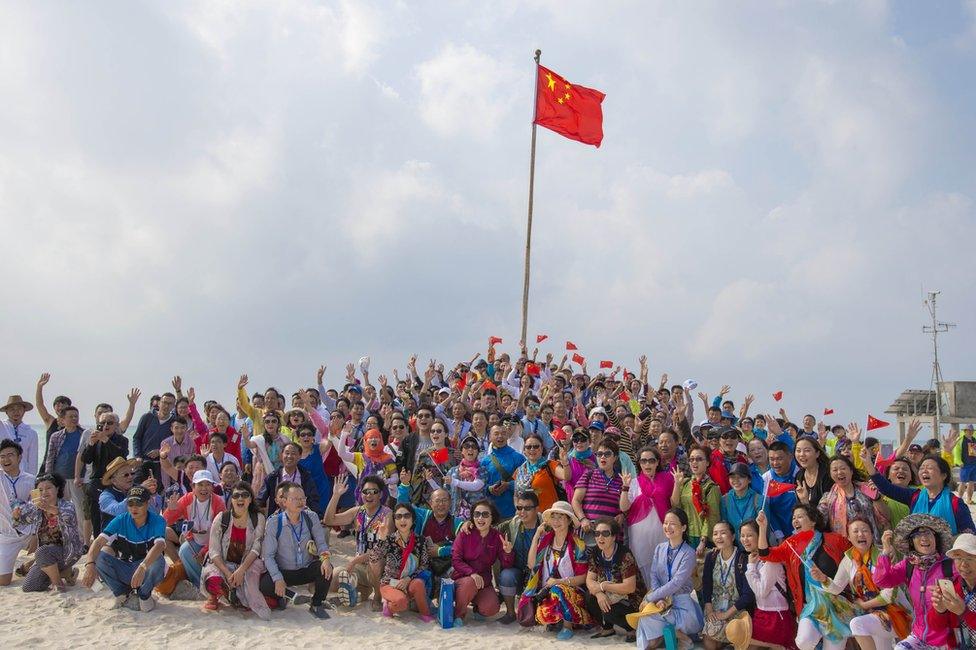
[
  {"x1": 473, "y1": 511, "x2": 492, "y2": 519},
  {"x1": 720, "y1": 433, "x2": 739, "y2": 440},
  {"x1": 119, "y1": 472, "x2": 133, "y2": 478},
  {"x1": 393, "y1": 513, "x2": 412, "y2": 520},
  {"x1": 515, "y1": 505, "x2": 536, "y2": 512},
  {"x1": 391, "y1": 424, "x2": 406, "y2": 430},
  {"x1": 572, "y1": 435, "x2": 589, "y2": 443},
  {"x1": 595, "y1": 451, "x2": 614, "y2": 458},
  {"x1": 524, "y1": 444, "x2": 542, "y2": 450},
  {"x1": 594, "y1": 529, "x2": 614, "y2": 538},
  {"x1": 264, "y1": 419, "x2": 278, "y2": 424},
  {"x1": 362, "y1": 489, "x2": 381, "y2": 496},
  {"x1": 639, "y1": 458, "x2": 658, "y2": 465},
  {"x1": 417, "y1": 414, "x2": 432, "y2": 419},
  {"x1": 231, "y1": 492, "x2": 250, "y2": 499}
]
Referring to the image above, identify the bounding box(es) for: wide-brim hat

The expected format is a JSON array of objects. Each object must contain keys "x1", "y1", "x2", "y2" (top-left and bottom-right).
[
  {"x1": 893, "y1": 513, "x2": 953, "y2": 556},
  {"x1": 725, "y1": 612, "x2": 753, "y2": 650},
  {"x1": 947, "y1": 533, "x2": 976, "y2": 560},
  {"x1": 0, "y1": 395, "x2": 33, "y2": 413},
  {"x1": 542, "y1": 501, "x2": 580, "y2": 527},
  {"x1": 102, "y1": 457, "x2": 140, "y2": 486},
  {"x1": 625, "y1": 597, "x2": 671, "y2": 629}
]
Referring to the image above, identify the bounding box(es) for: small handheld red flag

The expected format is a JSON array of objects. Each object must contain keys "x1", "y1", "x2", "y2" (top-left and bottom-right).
[
  {"x1": 571, "y1": 353, "x2": 585, "y2": 365},
  {"x1": 619, "y1": 391, "x2": 631, "y2": 402},
  {"x1": 482, "y1": 380, "x2": 497, "y2": 391},
  {"x1": 599, "y1": 360, "x2": 613, "y2": 369},
  {"x1": 766, "y1": 481, "x2": 795, "y2": 498},
  {"x1": 536, "y1": 334, "x2": 548, "y2": 343},
  {"x1": 488, "y1": 336, "x2": 502, "y2": 345},
  {"x1": 867, "y1": 415, "x2": 890, "y2": 431},
  {"x1": 430, "y1": 448, "x2": 450, "y2": 465},
  {"x1": 566, "y1": 341, "x2": 578, "y2": 351},
  {"x1": 772, "y1": 391, "x2": 783, "y2": 402},
  {"x1": 824, "y1": 408, "x2": 834, "y2": 416},
  {"x1": 534, "y1": 65, "x2": 605, "y2": 147},
  {"x1": 525, "y1": 363, "x2": 541, "y2": 377}
]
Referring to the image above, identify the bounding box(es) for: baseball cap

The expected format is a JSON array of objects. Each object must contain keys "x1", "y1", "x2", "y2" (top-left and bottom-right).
[
  {"x1": 728, "y1": 462, "x2": 751, "y2": 478},
  {"x1": 192, "y1": 470, "x2": 216, "y2": 485},
  {"x1": 588, "y1": 420, "x2": 606, "y2": 432},
  {"x1": 127, "y1": 485, "x2": 151, "y2": 505},
  {"x1": 908, "y1": 443, "x2": 923, "y2": 452}
]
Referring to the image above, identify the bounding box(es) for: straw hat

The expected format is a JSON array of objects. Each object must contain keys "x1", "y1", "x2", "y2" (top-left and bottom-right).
[
  {"x1": 725, "y1": 612, "x2": 753, "y2": 650},
  {"x1": 0, "y1": 395, "x2": 33, "y2": 413},
  {"x1": 624, "y1": 597, "x2": 671, "y2": 629},
  {"x1": 101, "y1": 457, "x2": 141, "y2": 486},
  {"x1": 542, "y1": 501, "x2": 580, "y2": 527},
  {"x1": 947, "y1": 533, "x2": 976, "y2": 560},
  {"x1": 893, "y1": 513, "x2": 953, "y2": 557}
]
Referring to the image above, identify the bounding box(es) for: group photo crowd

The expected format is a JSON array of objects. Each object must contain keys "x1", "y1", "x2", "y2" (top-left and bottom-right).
[{"x1": 2, "y1": 342, "x2": 975, "y2": 650}]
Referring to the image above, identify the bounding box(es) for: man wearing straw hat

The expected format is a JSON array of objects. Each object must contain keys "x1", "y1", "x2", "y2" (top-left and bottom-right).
[{"x1": 0, "y1": 396, "x2": 38, "y2": 474}]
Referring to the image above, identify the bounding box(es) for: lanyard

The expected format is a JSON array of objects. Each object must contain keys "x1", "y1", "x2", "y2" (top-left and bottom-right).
[
  {"x1": 728, "y1": 492, "x2": 752, "y2": 523},
  {"x1": 190, "y1": 498, "x2": 211, "y2": 532},
  {"x1": 286, "y1": 514, "x2": 304, "y2": 565},
  {"x1": 3, "y1": 473, "x2": 21, "y2": 500},
  {"x1": 357, "y1": 506, "x2": 384, "y2": 553},
  {"x1": 718, "y1": 550, "x2": 736, "y2": 587},
  {"x1": 667, "y1": 545, "x2": 681, "y2": 581},
  {"x1": 600, "y1": 544, "x2": 618, "y2": 582},
  {"x1": 10, "y1": 424, "x2": 20, "y2": 443}
]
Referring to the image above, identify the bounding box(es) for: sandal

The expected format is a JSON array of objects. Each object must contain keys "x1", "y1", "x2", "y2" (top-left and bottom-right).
[{"x1": 590, "y1": 629, "x2": 615, "y2": 639}]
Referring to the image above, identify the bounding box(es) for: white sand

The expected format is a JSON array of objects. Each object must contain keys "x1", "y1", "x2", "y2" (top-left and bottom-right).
[{"x1": 0, "y1": 535, "x2": 617, "y2": 650}]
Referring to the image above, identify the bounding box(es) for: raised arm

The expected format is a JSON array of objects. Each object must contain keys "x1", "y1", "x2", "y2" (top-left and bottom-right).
[
  {"x1": 35, "y1": 373, "x2": 55, "y2": 427},
  {"x1": 119, "y1": 388, "x2": 141, "y2": 432},
  {"x1": 322, "y1": 474, "x2": 357, "y2": 527}
]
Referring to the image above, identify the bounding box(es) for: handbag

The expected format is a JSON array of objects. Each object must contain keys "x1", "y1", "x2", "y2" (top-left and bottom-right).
[
  {"x1": 516, "y1": 596, "x2": 537, "y2": 627},
  {"x1": 437, "y1": 578, "x2": 455, "y2": 629}
]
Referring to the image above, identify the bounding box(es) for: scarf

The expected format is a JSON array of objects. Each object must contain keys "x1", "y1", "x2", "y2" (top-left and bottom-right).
[
  {"x1": 627, "y1": 470, "x2": 673, "y2": 527},
  {"x1": 457, "y1": 458, "x2": 480, "y2": 482},
  {"x1": 908, "y1": 551, "x2": 941, "y2": 571},
  {"x1": 362, "y1": 428, "x2": 393, "y2": 464},
  {"x1": 848, "y1": 545, "x2": 911, "y2": 639},
  {"x1": 911, "y1": 486, "x2": 957, "y2": 534},
  {"x1": 691, "y1": 477, "x2": 710, "y2": 518},
  {"x1": 396, "y1": 531, "x2": 419, "y2": 579},
  {"x1": 569, "y1": 448, "x2": 594, "y2": 463}
]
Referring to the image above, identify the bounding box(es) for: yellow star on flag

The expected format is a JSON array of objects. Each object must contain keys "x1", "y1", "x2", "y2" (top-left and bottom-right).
[
  {"x1": 564, "y1": 92, "x2": 571, "y2": 100},
  {"x1": 546, "y1": 73, "x2": 556, "y2": 91},
  {"x1": 557, "y1": 97, "x2": 564, "y2": 104}
]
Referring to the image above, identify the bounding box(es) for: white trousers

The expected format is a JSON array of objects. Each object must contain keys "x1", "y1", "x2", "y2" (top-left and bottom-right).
[
  {"x1": 796, "y1": 618, "x2": 847, "y2": 650},
  {"x1": 849, "y1": 613, "x2": 896, "y2": 650}
]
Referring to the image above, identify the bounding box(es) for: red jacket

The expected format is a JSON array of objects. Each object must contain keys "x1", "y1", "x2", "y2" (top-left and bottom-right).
[{"x1": 761, "y1": 529, "x2": 850, "y2": 613}]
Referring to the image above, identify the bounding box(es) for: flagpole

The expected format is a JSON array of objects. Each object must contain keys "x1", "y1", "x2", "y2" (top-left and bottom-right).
[{"x1": 520, "y1": 49, "x2": 541, "y2": 347}]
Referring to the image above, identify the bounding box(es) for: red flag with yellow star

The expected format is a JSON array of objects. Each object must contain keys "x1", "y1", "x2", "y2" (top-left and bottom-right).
[{"x1": 534, "y1": 65, "x2": 605, "y2": 147}]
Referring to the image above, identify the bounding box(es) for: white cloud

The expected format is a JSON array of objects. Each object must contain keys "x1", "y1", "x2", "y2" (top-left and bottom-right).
[{"x1": 415, "y1": 43, "x2": 519, "y2": 139}]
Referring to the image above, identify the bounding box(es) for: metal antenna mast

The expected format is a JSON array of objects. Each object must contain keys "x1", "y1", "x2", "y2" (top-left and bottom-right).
[{"x1": 923, "y1": 290, "x2": 955, "y2": 435}]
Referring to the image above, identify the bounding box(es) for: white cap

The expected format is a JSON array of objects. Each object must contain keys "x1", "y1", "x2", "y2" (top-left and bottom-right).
[
  {"x1": 682, "y1": 379, "x2": 698, "y2": 391},
  {"x1": 192, "y1": 470, "x2": 216, "y2": 485},
  {"x1": 948, "y1": 533, "x2": 976, "y2": 559}
]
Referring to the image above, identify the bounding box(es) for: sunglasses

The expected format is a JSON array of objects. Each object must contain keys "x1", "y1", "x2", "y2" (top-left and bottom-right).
[
  {"x1": 572, "y1": 435, "x2": 589, "y2": 443},
  {"x1": 690, "y1": 457, "x2": 708, "y2": 463},
  {"x1": 393, "y1": 513, "x2": 412, "y2": 520},
  {"x1": 523, "y1": 444, "x2": 542, "y2": 450},
  {"x1": 595, "y1": 451, "x2": 614, "y2": 458},
  {"x1": 473, "y1": 511, "x2": 492, "y2": 519},
  {"x1": 362, "y1": 489, "x2": 381, "y2": 496},
  {"x1": 264, "y1": 419, "x2": 278, "y2": 424},
  {"x1": 515, "y1": 505, "x2": 536, "y2": 512},
  {"x1": 594, "y1": 529, "x2": 614, "y2": 538},
  {"x1": 639, "y1": 457, "x2": 658, "y2": 465},
  {"x1": 391, "y1": 424, "x2": 406, "y2": 430},
  {"x1": 720, "y1": 433, "x2": 739, "y2": 440},
  {"x1": 461, "y1": 444, "x2": 479, "y2": 451},
  {"x1": 231, "y1": 492, "x2": 250, "y2": 499}
]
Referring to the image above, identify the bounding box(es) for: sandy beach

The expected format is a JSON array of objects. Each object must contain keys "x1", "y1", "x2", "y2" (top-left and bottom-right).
[{"x1": 0, "y1": 532, "x2": 619, "y2": 650}]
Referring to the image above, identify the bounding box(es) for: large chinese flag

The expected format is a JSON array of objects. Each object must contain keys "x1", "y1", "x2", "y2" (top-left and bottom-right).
[{"x1": 534, "y1": 65, "x2": 605, "y2": 147}]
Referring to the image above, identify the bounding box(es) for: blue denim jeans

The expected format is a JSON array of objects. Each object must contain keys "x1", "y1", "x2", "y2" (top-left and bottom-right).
[
  {"x1": 178, "y1": 539, "x2": 205, "y2": 587},
  {"x1": 96, "y1": 552, "x2": 165, "y2": 599},
  {"x1": 498, "y1": 566, "x2": 526, "y2": 598}
]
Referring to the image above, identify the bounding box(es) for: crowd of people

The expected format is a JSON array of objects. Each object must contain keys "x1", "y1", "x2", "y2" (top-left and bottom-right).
[{"x1": 2, "y1": 343, "x2": 976, "y2": 649}]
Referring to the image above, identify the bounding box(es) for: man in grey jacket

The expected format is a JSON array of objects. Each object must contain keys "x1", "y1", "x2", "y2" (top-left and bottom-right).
[{"x1": 259, "y1": 481, "x2": 333, "y2": 619}]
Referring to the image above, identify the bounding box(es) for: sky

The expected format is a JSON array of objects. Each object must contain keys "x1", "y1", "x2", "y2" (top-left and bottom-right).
[{"x1": 1, "y1": 1, "x2": 975, "y2": 439}]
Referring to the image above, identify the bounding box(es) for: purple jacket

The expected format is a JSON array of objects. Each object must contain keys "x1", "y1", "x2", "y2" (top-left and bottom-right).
[{"x1": 451, "y1": 528, "x2": 514, "y2": 583}]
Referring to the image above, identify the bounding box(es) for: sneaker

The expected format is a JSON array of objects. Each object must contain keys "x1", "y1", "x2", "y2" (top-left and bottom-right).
[
  {"x1": 470, "y1": 612, "x2": 486, "y2": 622},
  {"x1": 453, "y1": 617, "x2": 464, "y2": 628},
  {"x1": 139, "y1": 596, "x2": 157, "y2": 612},
  {"x1": 334, "y1": 570, "x2": 359, "y2": 607},
  {"x1": 370, "y1": 598, "x2": 383, "y2": 612},
  {"x1": 309, "y1": 604, "x2": 331, "y2": 620},
  {"x1": 556, "y1": 628, "x2": 574, "y2": 641},
  {"x1": 498, "y1": 612, "x2": 516, "y2": 625},
  {"x1": 419, "y1": 614, "x2": 435, "y2": 623},
  {"x1": 124, "y1": 595, "x2": 142, "y2": 611}
]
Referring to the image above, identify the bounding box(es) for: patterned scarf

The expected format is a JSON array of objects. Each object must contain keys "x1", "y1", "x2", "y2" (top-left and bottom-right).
[
  {"x1": 457, "y1": 458, "x2": 480, "y2": 482},
  {"x1": 849, "y1": 545, "x2": 911, "y2": 639},
  {"x1": 691, "y1": 477, "x2": 709, "y2": 517},
  {"x1": 907, "y1": 551, "x2": 940, "y2": 571}
]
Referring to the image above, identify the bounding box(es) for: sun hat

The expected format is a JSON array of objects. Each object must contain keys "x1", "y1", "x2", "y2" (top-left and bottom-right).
[
  {"x1": 101, "y1": 457, "x2": 141, "y2": 486},
  {"x1": 192, "y1": 469, "x2": 216, "y2": 485},
  {"x1": 542, "y1": 501, "x2": 580, "y2": 527},
  {"x1": 625, "y1": 598, "x2": 672, "y2": 629},
  {"x1": 725, "y1": 612, "x2": 753, "y2": 650},
  {"x1": 947, "y1": 533, "x2": 976, "y2": 560},
  {"x1": 0, "y1": 395, "x2": 33, "y2": 413},
  {"x1": 893, "y1": 513, "x2": 953, "y2": 556},
  {"x1": 588, "y1": 406, "x2": 607, "y2": 419}
]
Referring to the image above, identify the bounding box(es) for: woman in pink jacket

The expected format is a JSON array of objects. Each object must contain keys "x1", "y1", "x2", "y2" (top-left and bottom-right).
[
  {"x1": 451, "y1": 499, "x2": 514, "y2": 626},
  {"x1": 872, "y1": 513, "x2": 960, "y2": 649}
]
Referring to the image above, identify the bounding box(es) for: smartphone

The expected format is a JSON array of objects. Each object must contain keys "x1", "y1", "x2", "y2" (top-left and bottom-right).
[{"x1": 939, "y1": 578, "x2": 955, "y2": 595}]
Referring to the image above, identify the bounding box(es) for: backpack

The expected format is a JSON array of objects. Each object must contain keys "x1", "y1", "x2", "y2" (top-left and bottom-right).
[
  {"x1": 275, "y1": 510, "x2": 316, "y2": 540},
  {"x1": 905, "y1": 556, "x2": 954, "y2": 582},
  {"x1": 219, "y1": 509, "x2": 259, "y2": 538},
  {"x1": 542, "y1": 462, "x2": 569, "y2": 502}
]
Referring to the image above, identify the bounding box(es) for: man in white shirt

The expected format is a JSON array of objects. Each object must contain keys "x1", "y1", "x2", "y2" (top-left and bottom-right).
[
  {"x1": 0, "y1": 396, "x2": 38, "y2": 474},
  {"x1": 0, "y1": 439, "x2": 35, "y2": 585}
]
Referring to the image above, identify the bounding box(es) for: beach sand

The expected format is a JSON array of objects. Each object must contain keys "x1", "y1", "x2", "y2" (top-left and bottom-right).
[{"x1": 0, "y1": 534, "x2": 610, "y2": 650}]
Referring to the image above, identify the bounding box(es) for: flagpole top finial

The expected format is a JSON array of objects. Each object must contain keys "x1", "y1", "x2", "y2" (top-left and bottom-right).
[{"x1": 534, "y1": 49, "x2": 541, "y2": 61}]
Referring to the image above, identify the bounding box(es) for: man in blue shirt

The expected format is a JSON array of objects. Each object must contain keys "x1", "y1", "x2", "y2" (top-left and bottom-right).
[
  {"x1": 44, "y1": 405, "x2": 89, "y2": 539},
  {"x1": 81, "y1": 485, "x2": 167, "y2": 611},
  {"x1": 132, "y1": 393, "x2": 176, "y2": 483},
  {"x1": 480, "y1": 424, "x2": 525, "y2": 520},
  {"x1": 520, "y1": 396, "x2": 553, "y2": 451}
]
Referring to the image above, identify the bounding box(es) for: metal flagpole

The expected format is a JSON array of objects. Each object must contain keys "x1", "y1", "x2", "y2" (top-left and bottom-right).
[{"x1": 520, "y1": 49, "x2": 542, "y2": 347}]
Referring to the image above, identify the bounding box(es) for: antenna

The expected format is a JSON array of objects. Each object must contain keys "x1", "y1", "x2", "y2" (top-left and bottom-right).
[{"x1": 923, "y1": 290, "x2": 955, "y2": 435}]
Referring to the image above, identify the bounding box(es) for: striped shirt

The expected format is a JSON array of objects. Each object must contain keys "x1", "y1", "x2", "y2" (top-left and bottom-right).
[{"x1": 577, "y1": 468, "x2": 623, "y2": 521}]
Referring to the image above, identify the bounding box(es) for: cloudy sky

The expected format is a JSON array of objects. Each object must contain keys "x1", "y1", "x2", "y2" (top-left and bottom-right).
[{"x1": 2, "y1": 1, "x2": 974, "y2": 436}]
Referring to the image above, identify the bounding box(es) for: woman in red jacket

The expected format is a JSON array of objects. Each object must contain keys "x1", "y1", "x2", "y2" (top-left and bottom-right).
[
  {"x1": 451, "y1": 499, "x2": 513, "y2": 626},
  {"x1": 757, "y1": 504, "x2": 853, "y2": 650}
]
